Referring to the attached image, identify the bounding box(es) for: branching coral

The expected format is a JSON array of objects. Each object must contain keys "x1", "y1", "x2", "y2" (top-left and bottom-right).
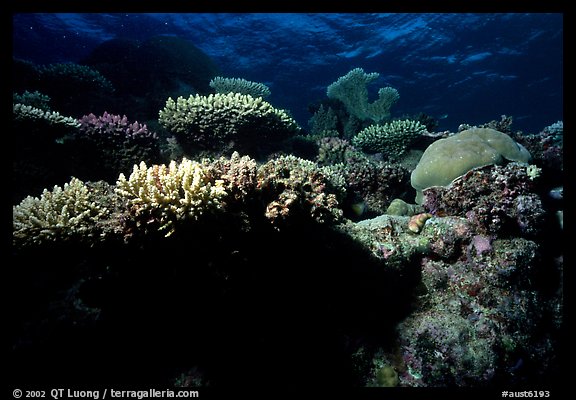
[
  {"x1": 115, "y1": 158, "x2": 227, "y2": 236},
  {"x1": 159, "y1": 93, "x2": 301, "y2": 154},
  {"x1": 13, "y1": 103, "x2": 80, "y2": 130},
  {"x1": 72, "y1": 112, "x2": 161, "y2": 180},
  {"x1": 13, "y1": 177, "x2": 110, "y2": 247},
  {"x1": 13, "y1": 90, "x2": 51, "y2": 111},
  {"x1": 327, "y1": 67, "x2": 399, "y2": 123},
  {"x1": 203, "y1": 151, "x2": 258, "y2": 204},
  {"x1": 351, "y1": 119, "x2": 428, "y2": 160},
  {"x1": 256, "y1": 155, "x2": 345, "y2": 226},
  {"x1": 209, "y1": 76, "x2": 271, "y2": 98}
]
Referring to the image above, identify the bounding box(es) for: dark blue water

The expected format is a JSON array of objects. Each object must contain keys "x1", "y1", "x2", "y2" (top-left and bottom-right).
[{"x1": 13, "y1": 13, "x2": 563, "y2": 133}]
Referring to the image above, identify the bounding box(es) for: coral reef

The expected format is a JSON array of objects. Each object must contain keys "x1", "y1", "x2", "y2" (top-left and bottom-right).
[
  {"x1": 13, "y1": 103, "x2": 81, "y2": 202},
  {"x1": 514, "y1": 121, "x2": 563, "y2": 177},
  {"x1": 159, "y1": 93, "x2": 301, "y2": 156},
  {"x1": 421, "y1": 163, "x2": 545, "y2": 236},
  {"x1": 351, "y1": 119, "x2": 428, "y2": 160},
  {"x1": 411, "y1": 127, "x2": 532, "y2": 204},
  {"x1": 13, "y1": 177, "x2": 110, "y2": 247},
  {"x1": 338, "y1": 210, "x2": 561, "y2": 387},
  {"x1": 327, "y1": 67, "x2": 400, "y2": 123},
  {"x1": 81, "y1": 36, "x2": 220, "y2": 122},
  {"x1": 21, "y1": 62, "x2": 115, "y2": 116},
  {"x1": 397, "y1": 234, "x2": 557, "y2": 387},
  {"x1": 209, "y1": 76, "x2": 271, "y2": 98}
]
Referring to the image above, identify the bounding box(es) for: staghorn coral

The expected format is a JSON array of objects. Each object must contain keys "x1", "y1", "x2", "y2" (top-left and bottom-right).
[
  {"x1": 351, "y1": 119, "x2": 428, "y2": 160},
  {"x1": 327, "y1": 67, "x2": 399, "y2": 123},
  {"x1": 257, "y1": 155, "x2": 345, "y2": 226},
  {"x1": 115, "y1": 158, "x2": 227, "y2": 237},
  {"x1": 13, "y1": 177, "x2": 110, "y2": 247},
  {"x1": 159, "y1": 93, "x2": 301, "y2": 155},
  {"x1": 209, "y1": 76, "x2": 271, "y2": 98}
]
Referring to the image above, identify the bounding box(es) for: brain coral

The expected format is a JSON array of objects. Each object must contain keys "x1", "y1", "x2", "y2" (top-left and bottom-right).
[{"x1": 410, "y1": 128, "x2": 531, "y2": 204}]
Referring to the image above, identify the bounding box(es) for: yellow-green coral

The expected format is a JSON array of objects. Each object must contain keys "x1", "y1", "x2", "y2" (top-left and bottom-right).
[
  {"x1": 158, "y1": 93, "x2": 300, "y2": 152},
  {"x1": 327, "y1": 67, "x2": 399, "y2": 123},
  {"x1": 209, "y1": 76, "x2": 271, "y2": 98},
  {"x1": 351, "y1": 119, "x2": 427, "y2": 159},
  {"x1": 13, "y1": 177, "x2": 109, "y2": 247},
  {"x1": 13, "y1": 103, "x2": 81, "y2": 128},
  {"x1": 115, "y1": 158, "x2": 227, "y2": 236}
]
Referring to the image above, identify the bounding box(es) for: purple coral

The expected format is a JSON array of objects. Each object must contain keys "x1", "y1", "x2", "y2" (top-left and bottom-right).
[
  {"x1": 78, "y1": 112, "x2": 155, "y2": 141},
  {"x1": 70, "y1": 112, "x2": 161, "y2": 181}
]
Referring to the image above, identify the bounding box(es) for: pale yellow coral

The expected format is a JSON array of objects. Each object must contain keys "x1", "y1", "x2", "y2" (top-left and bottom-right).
[
  {"x1": 13, "y1": 177, "x2": 109, "y2": 246},
  {"x1": 115, "y1": 158, "x2": 227, "y2": 236},
  {"x1": 13, "y1": 103, "x2": 81, "y2": 128}
]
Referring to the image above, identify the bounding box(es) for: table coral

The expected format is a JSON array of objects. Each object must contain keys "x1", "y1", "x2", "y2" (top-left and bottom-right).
[{"x1": 159, "y1": 93, "x2": 301, "y2": 156}]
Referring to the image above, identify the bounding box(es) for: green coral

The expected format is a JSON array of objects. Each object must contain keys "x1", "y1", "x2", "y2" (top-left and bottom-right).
[
  {"x1": 351, "y1": 119, "x2": 427, "y2": 159},
  {"x1": 386, "y1": 198, "x2": 423, "y2": 216},
  {"x1": 209, "y1": 76, "x2": 271, "y2": 98},
  {"x1": 13, "y1": 103, "x2": 80, "y2": 129},
  {"x1": 327, "y1": 67, "x2": 399, "y2": 123},
  {"x1": 115, "y1": 158, "x2": 227, "y2": 236},
  {"x1": 374, "y1": 365, "x2": 399, "y2": 387},
  {"x1": 158, "y1": 93, "x2": 301, "y2": 154},
  {"x1": 13, "y1": 177, "x2": 110, "y2": 247},
  {"x1": 411, "y1": 128, "x2": 532, "y2": 204},
  {"x1": 37, "y1": 62, "x2": 114, "y2": 93},
  {"x1": 308, "y1": 104, "x2": 339, "y2": 136},
  {"x1": 13, "y1": 90, "x2": 51, "y2": 111}
]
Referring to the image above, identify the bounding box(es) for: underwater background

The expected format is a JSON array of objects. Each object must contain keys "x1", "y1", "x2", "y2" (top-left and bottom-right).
[{"x1": 11, "y1": 13, "x2": 563, "y2": 390}]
